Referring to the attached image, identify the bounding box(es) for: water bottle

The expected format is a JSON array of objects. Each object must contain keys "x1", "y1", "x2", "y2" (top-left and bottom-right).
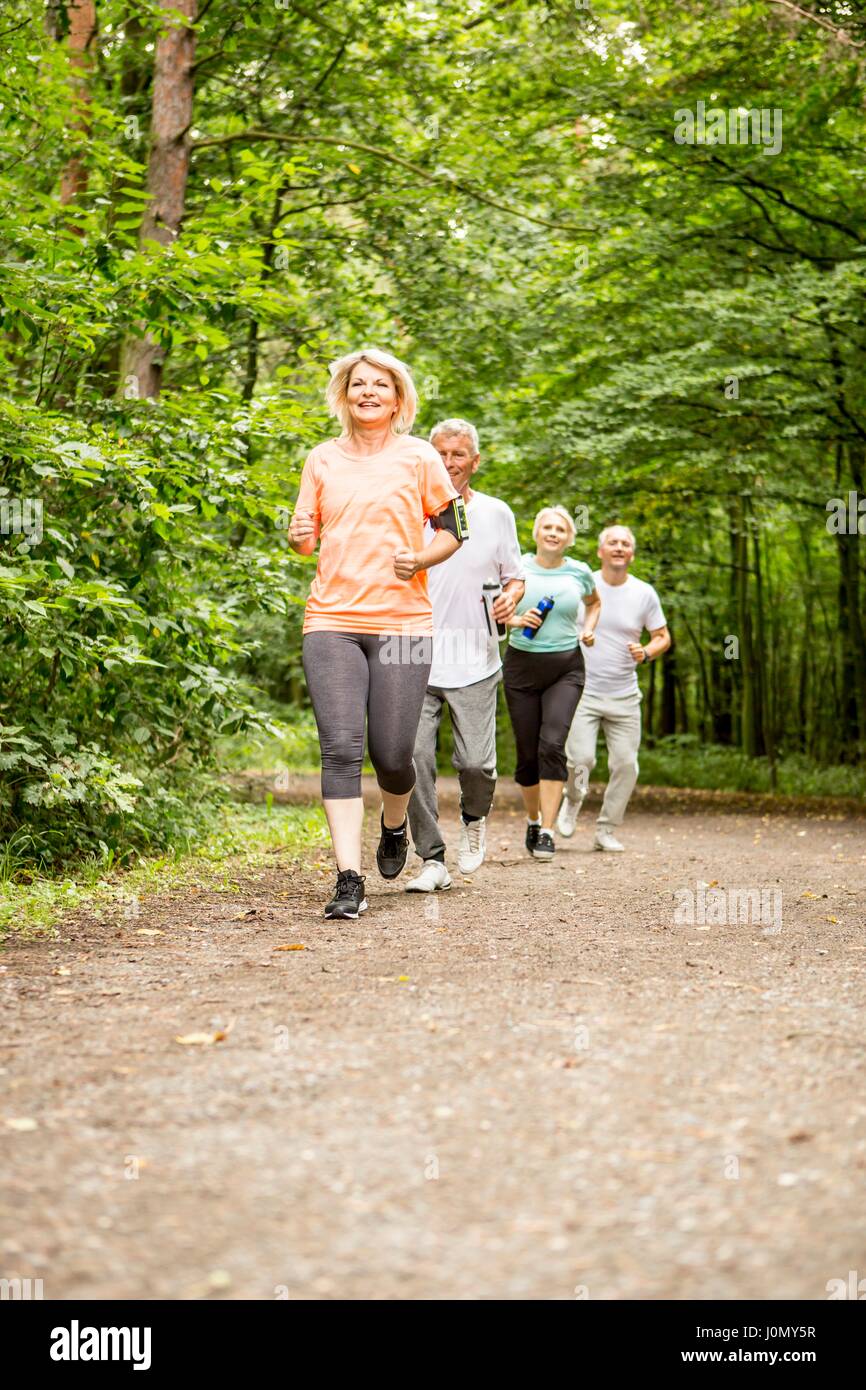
[
  {"x1": 522, "y1": 594, "x2": 554, "y2": 640},
  {"x1": 482, "y1": 579, "x2": 507, "y2": 638}
]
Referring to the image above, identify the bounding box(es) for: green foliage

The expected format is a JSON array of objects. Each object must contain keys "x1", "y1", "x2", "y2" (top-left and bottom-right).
[
  {"x1": 1, "y1": 0, "x2": 864, "y2": 872},
  {"x1": 638, "y1": 736, "x2": 866, "y2": 800}
]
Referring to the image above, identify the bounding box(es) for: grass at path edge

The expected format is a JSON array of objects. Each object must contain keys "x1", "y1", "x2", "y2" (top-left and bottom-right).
[{"x1": 0, "y1": 802, "x2": 329, "y2": 943}]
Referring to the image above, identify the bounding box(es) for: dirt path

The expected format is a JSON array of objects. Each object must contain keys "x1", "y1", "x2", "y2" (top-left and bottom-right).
[{"x1": 2, "y1": 781, "x2": 865, "y2": 1300}]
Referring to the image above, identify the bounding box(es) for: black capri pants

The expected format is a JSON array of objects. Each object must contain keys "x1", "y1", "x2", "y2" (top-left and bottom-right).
[
  {"x1": 503, "y1": 643, "x2": 585, "y2": 785},
  {"x1": 303, "y1": 631, "x2": 432, "y2": 799}
]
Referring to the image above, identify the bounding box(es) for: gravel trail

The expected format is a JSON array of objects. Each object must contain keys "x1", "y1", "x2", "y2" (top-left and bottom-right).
[{"x1": 2, "y1": 781, "x2": 864, "y2": 1300}]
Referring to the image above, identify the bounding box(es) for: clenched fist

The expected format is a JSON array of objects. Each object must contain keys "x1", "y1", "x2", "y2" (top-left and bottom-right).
[
  {"x1": 393, "y1": 549, "x2": 420, "y2": 580},
  {"x1": 289, "y1": 508, "x2": 316, "y2": 545}
]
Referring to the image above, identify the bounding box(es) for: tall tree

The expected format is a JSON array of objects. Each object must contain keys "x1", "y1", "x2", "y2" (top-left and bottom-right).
[
  {"x1": 119, "y1": 0, "x2": 197, "y2": 399},
  {"x1": 56, "y1": 0, "x2": 98, "y2": 209}
]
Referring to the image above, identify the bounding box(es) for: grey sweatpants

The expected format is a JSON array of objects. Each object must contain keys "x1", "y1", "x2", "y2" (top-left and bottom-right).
[{"x1": 408, "y1": 669, "x2": 501, "y2": 862}]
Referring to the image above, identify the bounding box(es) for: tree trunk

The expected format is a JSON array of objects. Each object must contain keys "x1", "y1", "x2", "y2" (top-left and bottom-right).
[
  {"x1": 646, "y1": 655, "x2": 656, "y2": 748},
  {"x1": 58, "y1": 1, "x2": 98, "y2": 210},
  {"x1": 717, "y1": 501, "x2": 739, "y2": 746},
  {"x1": 660, "y1": 633, "x2": 677, "y2": 737},
  {"x1": 836, "y1": 446, "x2": 866, "y2": 758},
  {"x1": 680, "y1": 610, "x2": 711, "y2": 742},
  {"x1": 796, "y1": 525, "x2": 813, "y2": 756},
  {"x1": 735, "y1": 493, "x2": 760, "y2": 757},
  {"x1": 752, "y1": 523, "x2": 776, "y2": 787},
  {"x1": 119, "y1": 0, "x2": 198, "y2": 400}
]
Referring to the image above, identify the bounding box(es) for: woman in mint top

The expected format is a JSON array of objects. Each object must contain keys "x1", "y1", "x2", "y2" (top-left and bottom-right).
[{"x1": 503, "y1": 506, "x2": 601, "y2": 861}]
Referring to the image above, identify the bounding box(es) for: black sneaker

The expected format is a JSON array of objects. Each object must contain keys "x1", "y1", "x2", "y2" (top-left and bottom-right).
[
  {"x1": 324, "y1": 870, "x2": 368, "y2": 919},
  {"x1": 376, "y1": 814, "x2": 409, "y2": 879},
  {"x1": 525, "y1": 820, "x2": 541, "y2": 854},
  {"x1": 532, "y1": 830, "x2": 555, "y2": 861}
]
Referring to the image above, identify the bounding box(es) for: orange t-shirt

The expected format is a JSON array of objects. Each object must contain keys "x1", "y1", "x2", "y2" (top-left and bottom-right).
[{"x1": 295, "y1": 433, "x2": 460, "y2": 635}]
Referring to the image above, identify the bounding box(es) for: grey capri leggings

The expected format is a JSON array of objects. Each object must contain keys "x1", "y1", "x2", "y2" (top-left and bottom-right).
[{"x1": 302, "y1": 631, "x2": 432, "y2": 799}]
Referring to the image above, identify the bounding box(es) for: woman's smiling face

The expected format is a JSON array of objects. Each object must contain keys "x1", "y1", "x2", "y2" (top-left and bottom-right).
[
  {"x1": 537, "y1": 514, "x2": 571, "y2": 556},
  {"x1": 346, "y1": 361, "x2": 398, "y2": 430}
]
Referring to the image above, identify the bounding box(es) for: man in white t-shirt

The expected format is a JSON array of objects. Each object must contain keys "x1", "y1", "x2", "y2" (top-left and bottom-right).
[
  {"x1": 557, "y1": 525, "x2": 670, "y2": 851},
  {"x1": 406, "y1": 419, "x2": 524, "y2": 891}
]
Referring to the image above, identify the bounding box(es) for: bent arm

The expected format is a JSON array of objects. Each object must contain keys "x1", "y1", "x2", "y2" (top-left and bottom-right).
[
  {"x1": 418, "y1": 529, "x2": 461, "y2": 570},
  {"x1": 492, "y1": 576, "x2": 525, "y2": 623},
  {"x1": 646, "y1": 624, "x2": 671, "y2": 658},
  {"x1": 581, "y1": 587, "x2": 602, "y2": 637},
  {"x1": 289, "y1": 453, "x2": 321, "y2": 554},
  {"x1": 422, "y1": 494, "x2": 468, "y2": 569}
]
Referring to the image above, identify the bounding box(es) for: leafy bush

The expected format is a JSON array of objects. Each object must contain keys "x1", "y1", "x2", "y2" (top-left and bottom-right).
[
  {"x1": 638, "y1": 735, "x2": 866, "y2": 799},
  {"x1": 0, "y1": 394, "x2": 313, "y2": 865}
]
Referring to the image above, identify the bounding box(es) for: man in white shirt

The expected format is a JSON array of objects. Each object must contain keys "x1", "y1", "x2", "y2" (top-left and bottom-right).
[
  {"x1": 406, "y1": 419, "x2": 524, "y2": 891},
  {"x1": 557, "y1": 525, "x2": 670, "y2": 851}
]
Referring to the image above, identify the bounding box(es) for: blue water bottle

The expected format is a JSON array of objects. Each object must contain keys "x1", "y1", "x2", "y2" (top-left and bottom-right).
[{"x1": 522, "y1": 594, "x2": 554, "y2": 640}]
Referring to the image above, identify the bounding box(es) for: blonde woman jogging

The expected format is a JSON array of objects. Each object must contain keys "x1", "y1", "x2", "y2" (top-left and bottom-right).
[
  {"x1": 503, "y1": 506, "x2": 600, "y2": 861},
  {"x1": 289, "y1": 349, "x2": 467, "y2": 919}
]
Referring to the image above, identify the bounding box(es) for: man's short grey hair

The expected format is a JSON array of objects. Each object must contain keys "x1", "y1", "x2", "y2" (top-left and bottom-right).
[
  {"x1": 429, "y1": 418, "x2": 480, "y2": 454},
  {"x1": 598, "y1": 524, "x2": 636, "y2": 551}
]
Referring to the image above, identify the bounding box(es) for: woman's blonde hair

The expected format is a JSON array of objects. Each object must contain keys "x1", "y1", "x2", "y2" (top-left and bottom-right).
[
  {"x1": 532, "y1": 505, "x2": 577, "y2": 545},
  {"x1": 326, "y1": 348, "x2": 418, "y2": 435}
]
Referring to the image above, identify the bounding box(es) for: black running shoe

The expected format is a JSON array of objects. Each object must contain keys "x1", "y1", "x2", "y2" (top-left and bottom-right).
[
  {"x1": 532, "y1": 829, "x2": 555, "y2": 861},
  {"x1": 324, "y1": 870, "x2": 368, "y2": 920},
  {"x1": 376, "y1": 813, "x2": 409, "y2": 879},
  {"x1": 525, "y1": 820, "x2": 541, "y2": 855}
]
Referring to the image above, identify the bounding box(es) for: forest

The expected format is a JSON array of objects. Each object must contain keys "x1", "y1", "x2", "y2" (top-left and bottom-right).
[{"x1": 2, "y1": 0, "x2": 865, "y2": 874}]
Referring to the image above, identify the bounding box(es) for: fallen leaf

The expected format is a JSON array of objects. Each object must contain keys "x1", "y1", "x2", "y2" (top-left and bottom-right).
[
  {"x1": 175, "y1": 1020, "x2": 233, "y2": 1046},
  {"x1": 273, "y1": 943, "x2": 307, "y2": 952}
]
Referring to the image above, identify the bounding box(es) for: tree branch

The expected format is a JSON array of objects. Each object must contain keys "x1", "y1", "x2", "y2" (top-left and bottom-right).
[{"x1": 765, "y1": 0, "x2": 866, "y2": 50}]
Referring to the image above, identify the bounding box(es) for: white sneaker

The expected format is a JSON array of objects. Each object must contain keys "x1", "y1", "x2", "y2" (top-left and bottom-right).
[
  {"x1": 594, "y1": 828, "x2": 624, "y2": 852},
  {"x1": 556, "y1": 795, "x2": 583, "y2": 838},
  {"x1": 405, "y1": 860, "x2": 452, "y2": 892},
  {"x1": 457, "y1": 817, "x2": 486, "y2": 873}
]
